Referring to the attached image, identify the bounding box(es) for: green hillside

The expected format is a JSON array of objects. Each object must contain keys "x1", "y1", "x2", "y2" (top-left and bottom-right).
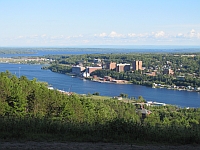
[{"x1": 0, "y1": 71, "x2": 200, "y2": 144}]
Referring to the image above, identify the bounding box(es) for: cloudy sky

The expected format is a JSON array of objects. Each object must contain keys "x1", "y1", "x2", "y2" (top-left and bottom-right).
[{"x1": 0, "y1": 0, "x2": 200, "y2": 47}]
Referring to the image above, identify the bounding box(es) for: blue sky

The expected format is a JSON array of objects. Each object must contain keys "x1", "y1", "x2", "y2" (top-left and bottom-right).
[{"x1": 0, "y1": 0, "x2": 200, "y2": 47}]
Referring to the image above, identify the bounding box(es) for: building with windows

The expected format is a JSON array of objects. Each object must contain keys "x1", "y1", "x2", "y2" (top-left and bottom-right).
[
  {"x1": 72, "y1": 66, "x2": 85, "y2": 75},
  {"x1": 106, "y1": 62, "x2": 116, "y2": 70},
  {"x1": 132, "y1": 61, "x2": 142, "y2": 71},
  {"x1": 86, "y1": 67, "x2": 102, "y2": 74},
  {"x1": 116, "y1": 64, "x2": 130, "y2": 72}
]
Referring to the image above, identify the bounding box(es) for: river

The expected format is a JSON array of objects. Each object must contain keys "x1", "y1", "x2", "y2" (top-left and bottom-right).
[{"x1": 0, "y1": 63, "x2": 199, "y2": 108}]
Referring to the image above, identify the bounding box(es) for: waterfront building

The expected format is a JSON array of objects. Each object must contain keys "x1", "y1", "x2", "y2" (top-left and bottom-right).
[
  {"x1": 116, "y1": 64, "x2": 130, "y2": 72},
  {"x1": 106, "y1": 62, "x2": 116, "y2": 70},
  {"x1": 86, "y1": 66, "x2": 102, "y2": 74},
  {"x1": 82, "y1": 72, "x2": 90, "y2": 77},
  {"x1": 104, "y1": 76, "x2": 113, "y2": 81},
  {"x1": 72, "y1": 66, "x2": 85, "y2": 75},
  {"x1": 132, "y1": 61, "x2": 142, "y2": 71}
]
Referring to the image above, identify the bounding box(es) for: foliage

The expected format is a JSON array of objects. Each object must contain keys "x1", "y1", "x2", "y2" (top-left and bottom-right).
[
  {"x1": 0, "y1": 71, "x2": 200, "y2": 144},
  {"x1": 48, "y1": 64, "x2": 72, "y2": 74},
  {"x1": 119, "y1": 93, "x2": 128, "y2": 98}
]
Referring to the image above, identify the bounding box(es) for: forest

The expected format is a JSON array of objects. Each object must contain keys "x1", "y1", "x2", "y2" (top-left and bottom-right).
[{"x1": 0, "y1": 71, "x2": 200, "y2": 144}]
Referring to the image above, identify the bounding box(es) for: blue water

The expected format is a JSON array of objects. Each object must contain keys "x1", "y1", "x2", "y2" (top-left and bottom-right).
[
  {"x1": 0, "y1": 63, "x2": 200, "y2": 108},
  {"x1": 1, "y1": 47, "x2": 200, "y2": 58}
]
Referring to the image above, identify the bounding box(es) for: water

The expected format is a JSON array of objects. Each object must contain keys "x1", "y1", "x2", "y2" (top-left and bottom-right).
[
  {"x1": 1, "y1": 47, "x2": 200, "y2": 58},
  {"x1": 0, "y1": 63, "x2": 200, "y2": 108}
]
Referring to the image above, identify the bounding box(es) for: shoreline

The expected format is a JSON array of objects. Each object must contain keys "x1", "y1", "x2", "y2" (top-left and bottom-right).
[
  {"x1": 1, "y1": 61, "x2": 199, "y2": 93},
  {"x1": 152, "y1": 83, "x2": 200, "y2": 93}
]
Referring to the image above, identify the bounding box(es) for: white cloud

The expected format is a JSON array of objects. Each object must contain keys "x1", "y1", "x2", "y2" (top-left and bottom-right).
[
  {"x1": 3, "y1": 29, "x2": 200, "y2": 46},
  {"x1": 138, "y1": 33, "x2": 149, "y2": 38},
  {"x1": 174, "y1": 29, "x2": 200, "y2": 39},
  {"x1": 41, "y1": 34, "x2": 47, "y2": 38},
  {"x1": 128, "y1": 33, "x2": 136, "y2": 37},
  {"x1": 177, "y1": 33, "x2": 184, "y2": 37},
  {"x1": 71, "y1": 34, "x2": 83, "y2": 38},
  {"x1": 154, "y1": 31, "x2": 165, "y2": 38},
  {"x1": 94, "y1": 31, "x2": 123, "y2": 38},
  {"x1": 197, "y1": 33, "x2": 200, "y2": 38},
  {"x1": 99, "y1": 33, "x2": 107, "y2": 37},
  {"x1": 175, "y1": 33, "x2": 185, "y2": 38},
  {"x1": 190, "y1": 29, "x2": 195, "y2": 34},
  {"x1": 189, "y1": 29, "x2": 196, "y2": 37},
  {"x1": 30, "y1": 35, "x2": 39, "y2": 38},
  {"x1": 83, "y1": 40, "x2": 89, "y2": 43},
  {"x1": 17, "y1": 36, "x2": 24, "y2": 39},
  {"x1": 109, "y1": 31, "x2": 123, "y2": 38}
]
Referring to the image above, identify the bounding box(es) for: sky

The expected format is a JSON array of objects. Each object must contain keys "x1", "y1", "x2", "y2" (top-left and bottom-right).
[{"x1": 0, "y1": 0, "x2": 200, "y2": 47}]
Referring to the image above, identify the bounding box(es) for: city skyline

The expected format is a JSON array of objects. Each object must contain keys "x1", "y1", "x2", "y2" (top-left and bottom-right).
[{"x1": 0, "y1": 0, "x2": 200, "y2": 47}]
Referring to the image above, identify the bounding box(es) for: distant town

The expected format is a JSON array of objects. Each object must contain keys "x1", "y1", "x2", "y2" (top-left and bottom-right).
[{"x1": 69, "y1": 54, "x2": 200, "y2": 92}]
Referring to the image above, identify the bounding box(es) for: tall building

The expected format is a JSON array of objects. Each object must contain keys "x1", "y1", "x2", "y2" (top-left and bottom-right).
[
  {"x1": 132, "y1": 61, "x2": 142, "y2": 71},
  {"x1": 106, "y1": 62, "x2": 116, "y2": 70},
  {"x1": 116, "y1": 64, "x2": 130, "y2": 72}
]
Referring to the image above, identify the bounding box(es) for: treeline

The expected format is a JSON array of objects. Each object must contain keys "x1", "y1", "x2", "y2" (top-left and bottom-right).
[
  {"x1": 0, "y1": 71, "x2": 137, "y2": 121},
  {"x1": 0, "y1": 71, "x2": 200, "y2": 144},
  {"x1": 0, "y1": 48, "x2": 35, "y2": 54},
  {"x1": 43, "y1": 64, "x2": 72, "y2": 74}
]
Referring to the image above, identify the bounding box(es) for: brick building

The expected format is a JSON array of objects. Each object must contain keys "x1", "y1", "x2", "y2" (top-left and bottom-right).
[
  {"x1": 86, "y1": 67, "x2": 102, "y2": 74},
  {"x1": 132, "y1": 61, "x2": 142, "y2": 71},
  {"x1": 106, "y1": 62, "x2": 116, "y2": 70},
  {"x1": 116, "y1": 64, "x2": 130, "y2": 72}
]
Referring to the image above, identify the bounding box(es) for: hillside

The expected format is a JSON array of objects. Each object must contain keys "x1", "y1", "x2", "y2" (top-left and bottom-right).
[{"x1": 0, "y1": 71, "x2": 200, "y2": 145}]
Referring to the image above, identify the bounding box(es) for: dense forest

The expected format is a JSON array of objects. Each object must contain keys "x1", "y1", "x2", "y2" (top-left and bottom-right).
[{"x1": 0, "y1": 71, "x2": 200, "y2": 144}]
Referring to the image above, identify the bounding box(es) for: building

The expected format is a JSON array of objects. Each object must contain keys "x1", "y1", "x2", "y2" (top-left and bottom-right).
[
  {"x1": 106, "y1": 62, "x2": 116, "y2": 70},
  {"x1": 72, "y1": 66, "x2": 85, "y2": 75},
  {"x1": 86, "y1": 67, "x2": 102, "y2": 74},
  {"x1": 93, "y1": 58, "x2": 101, "y2": 63},
  {"x1": 146, "y1": 71, "x2": 156, "y2": 76},
  {"x1": 104, "y1": 76, "x2": 113, "y2": 81},
  {"x1": 116, "y1": 64, "x2": 130, "y2": 72},
  {"x1": 163, "y1": 69, "x2": 174, "y2": 75},
  {"x1": 132, "y1": 61, "x2": 142, "y2": 71}
]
